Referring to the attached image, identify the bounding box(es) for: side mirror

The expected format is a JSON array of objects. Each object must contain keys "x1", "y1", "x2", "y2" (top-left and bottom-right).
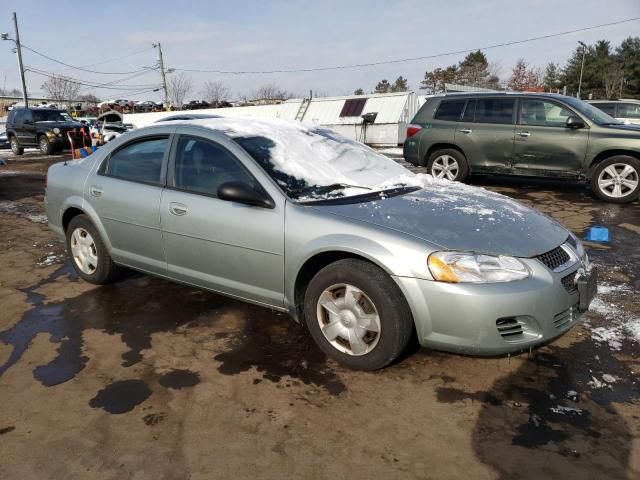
[
  {"x1": 566, "y1": 116, "x2": 585, "y2": 129},
  {"x1": 217, "y1": 181, "x2": 275, "y2": 209}
]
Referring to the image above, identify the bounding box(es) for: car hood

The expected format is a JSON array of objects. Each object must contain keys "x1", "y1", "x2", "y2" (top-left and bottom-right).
[
  {"x1": 310, "y1": 179, "x2": 569, "y2": 258},
  {"x1": 600, "y1": 122, "x2": 640, "y2": 133}
]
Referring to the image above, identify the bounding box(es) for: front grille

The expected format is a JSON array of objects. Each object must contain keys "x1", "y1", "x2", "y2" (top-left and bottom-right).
[
  {"x1": 561, "y1": 272, "x2": 577, "y2": 292},
  {"x1": 554, "y1": 303, "x2": 579, "y2": 329},
  {"x1": 496, "y1": 317, "x2": 524, "y2": 339},
  {"x1": 537, "y1": 245, "x2": 571, "y2": 271}
]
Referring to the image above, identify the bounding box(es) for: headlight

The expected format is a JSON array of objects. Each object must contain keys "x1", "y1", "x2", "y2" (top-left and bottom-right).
[
  {"x1": 428, "y1": 251, "x2": 530, "y2": 283},
  {"x1": 53, "y1": 127, "x2": 61, "y2": 134}
]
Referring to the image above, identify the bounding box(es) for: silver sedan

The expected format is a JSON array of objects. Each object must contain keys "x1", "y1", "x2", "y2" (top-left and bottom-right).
[{"x1": 45, "y1": 118, "x2": 597, "y2": 370}]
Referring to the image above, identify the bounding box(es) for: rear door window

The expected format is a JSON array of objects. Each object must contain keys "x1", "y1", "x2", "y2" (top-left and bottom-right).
[
  {"x1": 475, "y1": 98, "x2": 515, "y2": 124},
  {"x1": 461, "y1": 100, "x2": 475, "y2": 122},
  {"x1": 23, "y1": 109, "x2": 34, "y2": 123},
  {"x1": 434, "y1": 100, "x2": 466, "y2": 121},
  {"x1": 102, "y1": 136, "x2": 168, "y2": 185}
]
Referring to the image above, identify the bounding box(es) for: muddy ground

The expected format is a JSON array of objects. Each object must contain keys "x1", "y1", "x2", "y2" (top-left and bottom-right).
[{"x1": 0, "y1": 151, "x2": 639, "y2": 480}]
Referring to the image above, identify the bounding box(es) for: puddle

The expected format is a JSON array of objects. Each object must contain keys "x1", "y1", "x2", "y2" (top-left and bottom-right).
[
  {"x1": 214, "y1": 317, "x2": 346, "y2": 396},
  {"x1": 0, "y1": 263, "x2": 345, "y2": 398},
  {"x1": 89, "y1": 379, "x2": 152, "y2": 414},
  {"x1": 158, "y1": 369, "x2": 200, "y2": 390}
]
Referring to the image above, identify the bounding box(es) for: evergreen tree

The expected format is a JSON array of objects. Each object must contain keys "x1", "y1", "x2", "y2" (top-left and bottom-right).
[
  {"x1": 391, "y1": 76, "x2": 409, "y2": 92},
  {"x1": 373, "y1": 79, "x2": 391, "y2": 94}
]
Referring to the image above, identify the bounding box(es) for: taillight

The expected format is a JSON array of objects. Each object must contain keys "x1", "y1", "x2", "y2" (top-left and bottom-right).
[{"x1": 406, "y1": 124, "x2": 422, "y2": 139}]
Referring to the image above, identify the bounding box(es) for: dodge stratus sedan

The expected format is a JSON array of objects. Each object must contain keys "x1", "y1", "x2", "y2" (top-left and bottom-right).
[{"x1": 45, "y1": 118, "x2": 597, "y2": 370}]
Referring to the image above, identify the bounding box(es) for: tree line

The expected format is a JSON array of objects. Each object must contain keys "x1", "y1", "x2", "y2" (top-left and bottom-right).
[{"x1": 413, "y1": 37, "x2": 639, "y2": 99}]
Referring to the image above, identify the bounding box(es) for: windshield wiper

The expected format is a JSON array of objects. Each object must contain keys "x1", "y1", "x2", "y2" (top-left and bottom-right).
[{"x1": 296, "y1": 183, "x2": 372, "y2": 198}]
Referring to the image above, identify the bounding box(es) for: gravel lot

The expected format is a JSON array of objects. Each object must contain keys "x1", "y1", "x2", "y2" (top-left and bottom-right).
[{"x1": 0, "y1": 150, "x2": 639, "y2": 480}]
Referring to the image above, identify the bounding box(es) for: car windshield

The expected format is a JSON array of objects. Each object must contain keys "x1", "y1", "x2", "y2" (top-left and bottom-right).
[
  {"x1": 33, "y1": 110, "x2": 72, "y2": 122},
  {"x1": 561, "y1": 96, "x2": 622, "y2": 125},
  {"x1": 190, "y1": 118, "x2": 421, "y2": 201}
]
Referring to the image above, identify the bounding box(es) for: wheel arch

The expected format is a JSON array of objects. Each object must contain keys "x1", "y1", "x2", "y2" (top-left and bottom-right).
[
  {"x1": 291, "y1": 250, "x2": 394, "y2": 323},
  {"x1": 588, "y1": 150, "x2": 640, "y2": 179},
  {"x1": 61, "y1": 201, "x2": 113, "y2": 251},
  {"x1": 425, "y1": 143, "x2": 467, "y2": 165}
]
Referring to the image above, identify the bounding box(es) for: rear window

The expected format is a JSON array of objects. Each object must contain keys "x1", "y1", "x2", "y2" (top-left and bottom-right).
[
  {"x1": 434, "y1": 100, "x2": 466, "y2": 121},
  {"x1": 474, "y1": 98, "x2": 515, "y2": 124}
]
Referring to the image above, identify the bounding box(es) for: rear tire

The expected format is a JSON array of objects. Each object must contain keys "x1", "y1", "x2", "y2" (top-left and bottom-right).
[
  {"x1": 303, "y1": 259, "x2": 414, "y2": 370},
  {"x1": 66, "y1": 214, "x2": 120, "y2": 284},
  {"x1": 9, "y1": 136, "x2": 23, "y2": 155},
  {"x1": 427, "y1": 148, "x2": 469, "y2": 182},
  {"x1": 591, "y1": 156, "x2": 640, "y2": 204}
]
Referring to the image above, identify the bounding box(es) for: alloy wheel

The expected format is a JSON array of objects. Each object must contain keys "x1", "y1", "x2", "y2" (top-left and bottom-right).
[
  {"x1": 432, "y1": 155, "x2": 460, "y2": 180},
  {"x1": 70, "y1": 227, "x2": 98, "y2": 275},
  {"x1": 316, "y1": 283, "x2": 381, "y2": 356},
  {"x1": 597, "y1": 163, "x2": 639, "y2": 199}
]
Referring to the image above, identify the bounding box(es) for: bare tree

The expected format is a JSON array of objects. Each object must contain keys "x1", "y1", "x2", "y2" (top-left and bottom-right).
[
  {"x1": 253, "y1": 83, "x2": 290, "y2": 104},
  {"x1": 167, "y1": 72, "x2": 193, "y2": 108},
  {"x1": 41, "y1": 75, "x2": 81, "y2": 108},
  {"x1": 603, "y1": 69, "x2": 625, "y2": 99},
  {"x1": 200, "y1": 81, "x2": 231, "y2": 106}
]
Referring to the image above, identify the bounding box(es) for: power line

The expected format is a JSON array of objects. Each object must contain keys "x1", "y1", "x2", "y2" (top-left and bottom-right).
[
  {"x1": 174, "y1": 16, "x2": 640, "y2": 74},
  {"x1": 26, "y1": 66, "x2": 159, "y2": 91},
  {"x1": 75, "y1": 47, "x2": 154, "y2": 69},
  {"x1": 21, "y1": 44, "x2": 151, "y2": 75}
]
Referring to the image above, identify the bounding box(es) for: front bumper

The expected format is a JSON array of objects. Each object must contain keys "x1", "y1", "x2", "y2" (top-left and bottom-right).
[{"x1": 393, "y1": 258, "x2": 596, "y2": 356}]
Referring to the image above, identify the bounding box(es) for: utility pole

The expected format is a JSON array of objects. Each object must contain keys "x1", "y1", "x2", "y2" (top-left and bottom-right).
[
  {"x1": 577, "y1": 41, "x2": 587, "y2": 99},
  {"x1": 12, "y1": 12, "x2": 28, "y2": 107},
  {"x1": 153, "y1": 42, "x2": 169, "y2": 110}
]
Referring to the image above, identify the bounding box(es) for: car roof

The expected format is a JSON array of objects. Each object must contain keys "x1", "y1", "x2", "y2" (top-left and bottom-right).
[
  {"x1": 435, "y1": 92, "x2": 568, "y2": 98},
  {"x1": 587, "y1": 99, "x2": 640, "y2": 104}
]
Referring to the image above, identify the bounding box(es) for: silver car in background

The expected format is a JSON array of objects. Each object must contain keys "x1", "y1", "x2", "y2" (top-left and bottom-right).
[{"x1": 45, "y1": 118, "x2": 597, "y2": 370}]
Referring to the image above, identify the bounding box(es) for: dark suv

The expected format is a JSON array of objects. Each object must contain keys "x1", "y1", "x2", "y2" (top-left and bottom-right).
[
  {"x1": 404, "y1": 93, "x2": 640, "y2": 203},
  {"x1": 6, "y1": 107, "x2": 90, "y2": 155}
]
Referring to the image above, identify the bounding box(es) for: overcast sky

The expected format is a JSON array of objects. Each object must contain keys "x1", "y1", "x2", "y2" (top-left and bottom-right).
[{"x1": 1, "y1": 0, "x2": 639, "y2": 101}]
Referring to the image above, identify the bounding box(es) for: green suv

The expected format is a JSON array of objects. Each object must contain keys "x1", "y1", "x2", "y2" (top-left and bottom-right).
[{"x1": 403, "y1": 93, "x2": 640, "y2": 203}]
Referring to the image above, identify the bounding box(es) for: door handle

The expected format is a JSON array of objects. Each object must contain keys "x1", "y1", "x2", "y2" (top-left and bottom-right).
[
  {"x1": 460, "y1": 128, "x2": 473, "y2": 134},
  {"x1": 169, "y1": 202, "x2": 188, "y2": 216},
  {"x1": 518, "y1": 131, "x2": 531, "y2": 137},
  {"x1": 89, "y1": 186, "x2": 103, "y2": 197}
]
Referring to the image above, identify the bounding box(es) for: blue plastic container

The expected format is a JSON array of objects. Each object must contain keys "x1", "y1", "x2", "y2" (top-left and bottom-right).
[{"x1": 584, "y1": 226, "x2": 610, "y2": 243}]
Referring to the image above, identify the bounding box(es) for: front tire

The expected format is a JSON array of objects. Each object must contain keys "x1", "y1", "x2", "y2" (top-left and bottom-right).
[
  {"x1": 66, "y1": 215, "x2": 120, "y2": 284},
  {"x1": 303, "y1": 259, "x2": 414, "y2": 370},
  {"x1": 591, "y1": 156, "x2": 640, "y2": 203},
  {"x1": 39, "y1": 135, "x2": 53, "y2": 155},
  {"x1": 9, "y1": 136, "x2": 23, "y2": 155},
  {"x1": 427, "y1": 148, "x2": 469, "y2": 182}
]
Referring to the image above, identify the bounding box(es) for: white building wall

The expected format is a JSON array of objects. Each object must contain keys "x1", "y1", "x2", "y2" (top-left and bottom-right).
[{"x1": 123, "y1": 92, "x2": 422, "y2": 145}]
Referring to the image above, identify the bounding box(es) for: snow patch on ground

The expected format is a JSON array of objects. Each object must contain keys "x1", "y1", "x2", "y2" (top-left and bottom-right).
[
  {"x1": 377, "y1": 147, "x2": 404, "y2": 155},
  {"x1": 0, "y1": 169, "x2": 23, "y2": 176},
  {"x1": 586, "y1": 282, "x2": 639, "y2": 351},
  {"x1": 0, "y1": 201, "x2": 47, "y2": 224}
]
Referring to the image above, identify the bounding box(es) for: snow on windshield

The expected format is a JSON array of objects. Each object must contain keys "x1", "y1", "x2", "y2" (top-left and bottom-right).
[{"x1": 191, "y1": 117, "x2": 420, "y2": 200}]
